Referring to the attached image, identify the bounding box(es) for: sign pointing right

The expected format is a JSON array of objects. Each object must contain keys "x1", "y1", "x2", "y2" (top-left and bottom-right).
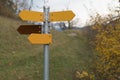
[{"x1": 50, "y1": 10, "x2": 75, "y2": 22}]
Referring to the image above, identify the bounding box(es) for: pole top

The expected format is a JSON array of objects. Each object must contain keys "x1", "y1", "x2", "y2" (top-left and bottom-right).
[{"x1": 44, "y1": 0, "x2": 49, "y2": 8}]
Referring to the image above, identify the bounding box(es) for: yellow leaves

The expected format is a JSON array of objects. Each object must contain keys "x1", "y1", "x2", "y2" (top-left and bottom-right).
[
  {"x1": 82, "y1": 71, "x2": 89, "y2": 76},
  {"x1": 91, "y1": 17, "x2": 120, "y2": 79},
  {"x1": 75, "y1": 71, "x2": 95, "y2": 80},
  {"x1": 89, "y1": 74, "x2": 95, "y2": 80},
  {"x1": 76, "y1": 71, "x2": 89, "y2": 78}
]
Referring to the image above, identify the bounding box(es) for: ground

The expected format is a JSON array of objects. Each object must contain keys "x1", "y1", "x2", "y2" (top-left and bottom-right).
[{"x1": 0, "y1": 16, "x2": 94, "y2": 80}]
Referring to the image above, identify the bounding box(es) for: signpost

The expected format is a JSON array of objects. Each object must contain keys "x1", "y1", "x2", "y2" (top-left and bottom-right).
[
  {"x1": 18, "y1": 1, "x2": 75, "y2": 80},
  {"x1": 17, "y1": 25, "x2": 41, "y2": 34}
]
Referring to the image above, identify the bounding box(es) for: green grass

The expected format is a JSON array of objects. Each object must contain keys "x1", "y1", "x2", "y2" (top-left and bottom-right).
[{"x1": 0, "y1": 16, "x2": 94, "y2": 80}]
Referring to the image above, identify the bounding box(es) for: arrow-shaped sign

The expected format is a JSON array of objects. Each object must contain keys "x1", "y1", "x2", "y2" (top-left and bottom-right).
[
  {"x1": 28, "y1": 34, "x2": 52, "y2": 44},
  {"x1": 17, "y1": 25, "x2": 41, "y2": 34},
  {"x1": 50, "y1": 10, "x2": 75, "y2": 22},
  {"x1": 19, "y1": 10, "x2": 75, "y2": 22},
  {"x1": 19, "y1": 10, "x2": 44, "y2": 22}
]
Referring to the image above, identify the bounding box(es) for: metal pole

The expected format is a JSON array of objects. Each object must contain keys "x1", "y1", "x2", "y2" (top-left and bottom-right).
[
  {"x1": 43, "y1": 6, "x2": 50, "y2": 80},
  {"x1": 68, "y1": 21, "x2": 71, "y2": 29}
]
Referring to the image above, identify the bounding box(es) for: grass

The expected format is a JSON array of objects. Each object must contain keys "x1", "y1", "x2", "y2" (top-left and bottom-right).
[{"x1": 0, "y1": 16, "x2": 94, "y2": 80}]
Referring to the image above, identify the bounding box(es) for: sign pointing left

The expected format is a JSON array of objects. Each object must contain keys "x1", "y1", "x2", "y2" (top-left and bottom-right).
[
  {"x1": 19, "y1": 10, "x2": 44, "y2": 22},
  {"x1": 17, "y1": 25, "x2": 42, "y2": 34}
]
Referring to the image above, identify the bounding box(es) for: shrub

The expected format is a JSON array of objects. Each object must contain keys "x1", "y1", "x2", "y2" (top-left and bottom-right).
[{"x1": 92, "y1": 17, "x2": 120, "y2": 80}]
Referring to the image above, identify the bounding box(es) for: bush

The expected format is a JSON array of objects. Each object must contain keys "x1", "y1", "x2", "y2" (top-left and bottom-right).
[
  {"x1": 92, "y1": 17, "x2": 120, "y2": 80},
  {"x1": 75, "y1": 70, "x2": 95, "y2": 80}
]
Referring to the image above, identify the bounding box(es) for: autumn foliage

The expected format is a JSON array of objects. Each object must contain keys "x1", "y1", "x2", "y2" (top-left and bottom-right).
[{"x1": 91, "y1": 15, "x2": 120, "y2": 80}]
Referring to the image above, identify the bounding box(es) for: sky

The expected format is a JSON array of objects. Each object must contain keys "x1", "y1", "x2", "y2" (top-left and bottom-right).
[{"x1": 31, "y1": 0, "x2": 119, "y2": 27}]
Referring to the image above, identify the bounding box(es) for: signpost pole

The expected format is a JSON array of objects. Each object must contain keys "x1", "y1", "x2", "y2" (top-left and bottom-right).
[
  {"x1": 18, "y1": 1, "x2": 75, "y2": 80},
  {"x1": 43, "y1": 6, "x2": 50, "y2": 80}
]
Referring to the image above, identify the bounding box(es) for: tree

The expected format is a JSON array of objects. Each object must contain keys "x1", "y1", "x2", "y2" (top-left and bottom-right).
[
  {"x1": 0, "y1": 0, "x2": 16, "y2": 17},
  {"x1": 14, "y1": 0, "x2": 30, "y2": 14},
  {"x1": 89, "y1": 14, "x2": 120, "y2": 80},
  {"x1": 68, "y1": 18, "x2": 80, "y2": 29}
]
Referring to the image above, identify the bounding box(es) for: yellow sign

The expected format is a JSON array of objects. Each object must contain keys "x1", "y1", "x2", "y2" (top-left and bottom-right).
[
  {"x1": 19, "y1": 10, "x2": 75, "y2": 22},
  {"x1": 28, "y1": 34, "x2": 52, "y2": 44},
  {"x1": 50, "y1": 10, "x2": 75, "y2": 22},
  {"x1": 19, "y1": 10, "x2": 44, "y2": 22}
]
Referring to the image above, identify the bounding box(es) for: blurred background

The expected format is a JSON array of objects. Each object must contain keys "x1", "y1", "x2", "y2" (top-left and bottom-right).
[{"x1": 0, "y1": 0, "x2": 120, "y2": 80}]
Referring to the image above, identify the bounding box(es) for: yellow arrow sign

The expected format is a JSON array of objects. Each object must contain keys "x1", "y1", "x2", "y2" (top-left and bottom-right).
[
  {"x1": 19, "y1": 10, "x2": 75, "y2": 22},
  {"x1": 19, "y1": 10, "x2": 44, "y2": 22},
  {"x1": 28, "y1": 34, "x2": 52, "y2": 44},
  {"x1": 50, "y1": 10, "x2": 75, "y2": 22}
]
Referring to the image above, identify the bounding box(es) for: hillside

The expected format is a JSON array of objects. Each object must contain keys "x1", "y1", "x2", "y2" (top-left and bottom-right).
[{"x1": 0, "y1": 16, "x2": 94, "y2": 80}]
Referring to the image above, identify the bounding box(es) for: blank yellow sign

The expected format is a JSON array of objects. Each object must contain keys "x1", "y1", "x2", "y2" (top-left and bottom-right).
[
  {"x1": 28, "y1": 34, "x2": 52, "y2": 44},
  {"x1": 19, "y1": 10, "x2": 44, "y2": 22},
  {"x1": 50, "y1": 10, "x2": 75, "y2": 22}
]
